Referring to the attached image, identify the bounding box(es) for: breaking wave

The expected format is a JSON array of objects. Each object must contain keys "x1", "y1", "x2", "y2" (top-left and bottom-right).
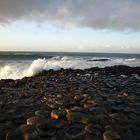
[
  {"x1": 0, "y1": 58, "x2": 86, "y2": 79},
  {"x1": 0, "y1": 57, "x2": 139, "y2": 80}
]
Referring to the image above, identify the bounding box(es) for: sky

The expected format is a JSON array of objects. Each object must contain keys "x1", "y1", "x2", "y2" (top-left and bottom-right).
[{"x1": 0, "y1": 0, "x2": 140, "y2": 53}]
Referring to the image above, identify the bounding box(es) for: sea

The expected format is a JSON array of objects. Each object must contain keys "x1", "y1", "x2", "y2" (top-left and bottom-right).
[{"x1": 0, "y1": 51, "x2": 140, "y2": 80}]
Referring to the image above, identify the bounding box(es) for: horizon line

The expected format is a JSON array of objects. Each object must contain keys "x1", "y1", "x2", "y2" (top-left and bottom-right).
[{"x1": 0, "y1": 50, "x2": 139, "y2": 55}]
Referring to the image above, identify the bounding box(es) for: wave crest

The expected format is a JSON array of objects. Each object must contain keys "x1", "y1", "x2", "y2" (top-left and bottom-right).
[
  {"x1": 0, "y1": 58, "x2": 81, "y2": 79},
  {"x1": 0, "y1": 57, "x2": 139, "y2": 80}
]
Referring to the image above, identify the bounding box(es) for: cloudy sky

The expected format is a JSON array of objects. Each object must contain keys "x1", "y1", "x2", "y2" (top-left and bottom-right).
[{"x1": 0, "y1": 0, "x2": 140, "y2": 53}]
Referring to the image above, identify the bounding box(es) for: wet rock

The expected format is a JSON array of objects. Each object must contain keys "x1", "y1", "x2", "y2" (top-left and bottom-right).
[
  {"x1": 84, "y1": 134, "x2": 103, "y2": 140},
  {"x1": 103, "y1": 130, "x2": 120, "y2": 140},
  {"x1": 48, "y1": 103, "x2": 59, "y2": 109},
  {"x1": 127, "y1": 96, "x2": 136, "y2": 103},
  {"x1": 66, "y1": 112, "x2": 94, "y2": 124},
  {"x1": 123, "y1": 107, "x2": 136, "y2": 114},
  {"x1": 35, "y1": 110, "x2": 50, "y2": 117},
  {"x1": 51, "y1": 109, "x2": 66, "y2": 119},
  {"x1": 109, "y1": 113, "x2": 128, "y2": 123},
  {"x1": 0, "y1": 122, "x2": 13, "y2": 139},
  {"x1": 55, "y1": 97, "x2": 77, "y2": 107},
  {"x1": 53, "y1": 120, "x2": 69, "y2": 129},
  {"x1": 89, "y1": 107, "x2": 107, "y2": 115},
  {"x1": 110, "y1": 106, "x2": 123, "y2": 113},
  {"x1": 128, "y1": 113, "x2": 140, "y2": 124},
  {"x1": 6, "y1": 131, "x2": 24, "y2": 140},
  {"x1": 6, "y1": 124, "x2": 39, "y2": 140},
  {"x1": 65, "y1": 124, "x2": 86, "y2": 139},
  {"x1": 83, "y1": 103, "x2": 96, "y2": 109},
  {"x1": 18, "y1": 92, "x2": 28, "y2": 98},
  {"x1": 38, "y1": 118, "x2": 68, "y2": 137},
  {"x1": 129, "y1": 124, "x2": 140, "y2": 133},
  {"x1": 118, "y1": 92, "x2": 128, "y2": 98},
  {"x1": 55, "y1": 129, "x2": 65, "y2": 137},
  {"x1": 26, "y1": 116, "x2": 44, "y2": 125},
  {"x1": 86, "y1": 99, "x2": 98, "y2": 104},
  {"x1": 105, "y1": 124, "x2": 129, "y2": 133},
  {"x1": 121, "y1": 133, "x2": 139, "y2": 140},
  {"x1": 85, "y1": 124, "x2": 102, "y2": 135},
  {"x1": 66, "y1": 106, "x2": 88, "y2": 114},
  {"x1": 0, "y1": 66, "x2": 140, "y2": 139},
  {"x1": 51, "y1": 136, "x2": 68, "y2": 140},
  {"x1": 37, "y1": 120, "x2": 56, "y2": 137},
  {"x1": 39, "y1": 126, "x2": 56, "y2": 137},
  {"x1": 98, "y1": 114, "x2": 111, "y2": 126},
  {"x1": 74, "y1": 95, "x2": 85, "y2": 101}
]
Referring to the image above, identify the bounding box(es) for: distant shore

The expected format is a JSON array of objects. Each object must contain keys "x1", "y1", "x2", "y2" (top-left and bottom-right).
[{"x1": 0, "y1": 65, "x2": 140, "y2": 140}]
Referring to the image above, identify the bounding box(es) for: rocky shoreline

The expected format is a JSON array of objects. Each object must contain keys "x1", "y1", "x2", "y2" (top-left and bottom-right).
[{"x1": 0, "y1": 65, "x2": 140, "y2": 140}]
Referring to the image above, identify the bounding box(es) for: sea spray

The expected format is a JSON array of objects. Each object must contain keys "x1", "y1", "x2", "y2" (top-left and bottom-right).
[
  {"x1": 0, "y1": 55, "x2": 139, "y2": 80},
  {"x1": 26, "y1": 58, "x2": 47, "y2": 77},
  {"x1": 0, "y1": 58, "x2": 83, "y2": 79}
]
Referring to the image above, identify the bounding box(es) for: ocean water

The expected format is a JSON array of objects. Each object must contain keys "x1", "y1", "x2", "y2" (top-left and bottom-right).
[{"x1": 0, "y1": 51, "x2": 139, "y2": 80}]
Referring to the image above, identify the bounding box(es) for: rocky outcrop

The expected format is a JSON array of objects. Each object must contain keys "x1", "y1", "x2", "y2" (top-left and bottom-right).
[{"x1": 0, "y1": 65, "x2": 140, "y2": 139}]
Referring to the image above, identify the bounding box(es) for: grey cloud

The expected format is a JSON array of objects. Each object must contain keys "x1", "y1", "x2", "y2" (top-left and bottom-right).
[{"x1": 0, "y1": 0, "x2": 140, "y2": 30}]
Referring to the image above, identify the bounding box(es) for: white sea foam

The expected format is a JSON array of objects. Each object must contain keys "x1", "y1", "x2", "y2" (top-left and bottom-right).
[
  {"x1": 126, "y1": 58, "x2": 136, "y2": 61},
  {"x1": 0, "y1": 58, "x2": 86, "y2": 79},
  {"x1": 132, "y1": 74, "x2": 140, "y2": 80},
  {"x1": 0, "y1": 57, "x2": 139, "y2": 80},
  {"x1": 26, "y1": 58, "x2": 47, "y2": 76}
]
